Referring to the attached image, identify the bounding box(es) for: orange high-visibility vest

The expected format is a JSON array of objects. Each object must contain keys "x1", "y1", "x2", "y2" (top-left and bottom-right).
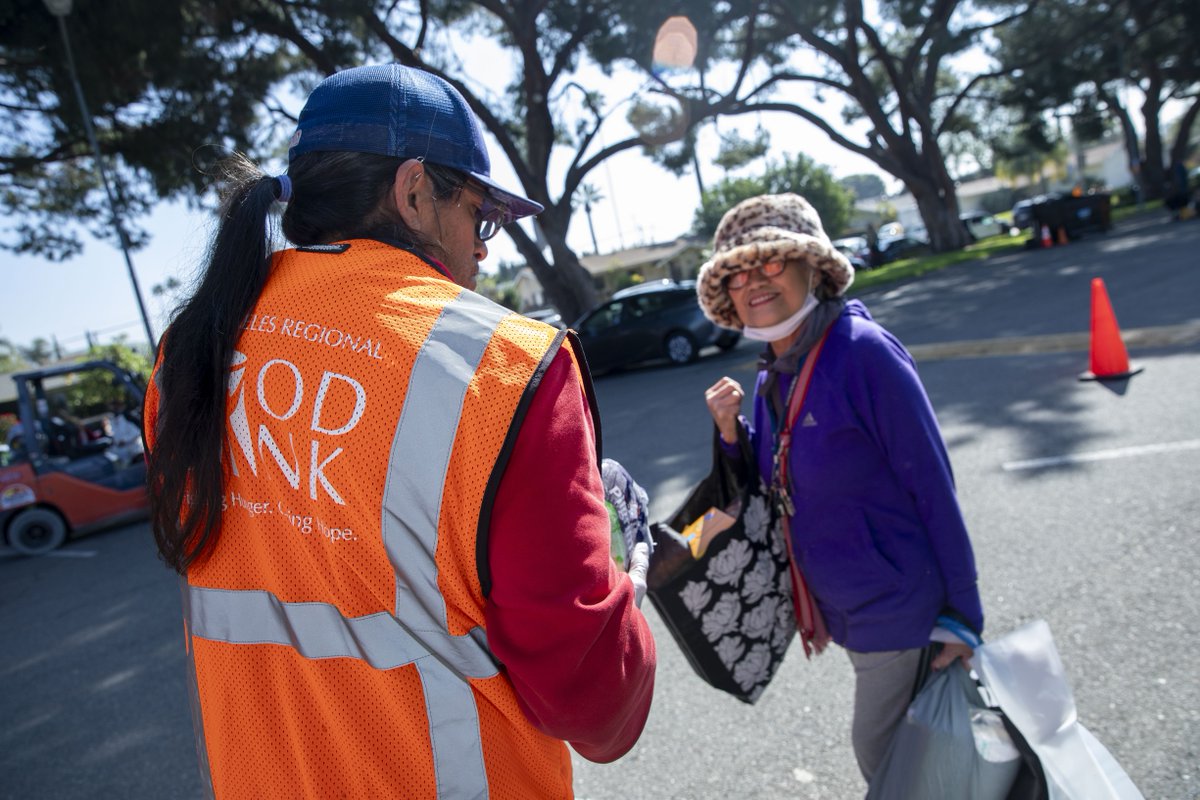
[{"x1": 149, "y1": 241, "x2": 586, "y2": 799}]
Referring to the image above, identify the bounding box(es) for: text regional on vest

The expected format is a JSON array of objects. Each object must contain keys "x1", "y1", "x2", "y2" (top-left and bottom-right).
[{"x1": 243, "y1": 312, "x2": 385, "y2": 360}]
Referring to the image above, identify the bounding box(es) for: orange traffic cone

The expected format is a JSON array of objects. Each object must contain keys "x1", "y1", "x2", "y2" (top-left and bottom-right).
[
  {"x1": 1079, "y1": 278, "x2": 1144, "y2": 381},
  {"x1": 1056, "y1": 226, "x2": 1069, "y2": 245},
  {"x1": 1040, "y1": 224, "x2": 1053, "y2": 248}
]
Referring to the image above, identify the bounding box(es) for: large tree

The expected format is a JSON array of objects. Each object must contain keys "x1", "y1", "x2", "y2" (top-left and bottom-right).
[
  {"x1": 0, "y1": 0, "x2": 293, "y2": 260},
  {"x1": 603, "y1": 1, "x2": 1037, "y2": 252},
  {"x1": 2, "y1": 1, "x2": 772, "y2": 322},
  {"x1": 765, "y1": 1, "x2": 1038, "y2": 251},
  {"x1": 692, "y1": 152, "x2": 854, "y2": 239},
  {"x1": 0, "y1": 337, "x2": 24, "y2": 373},
  {"x1": 839, "y1": 172, "x2": 887, "y2": 201},
  {"x1": 991, "y1": 0, "x2": 1200, "y2": 200},
  {"x1": 17, "y1": 337, "x2": 53, "y2": 366}
]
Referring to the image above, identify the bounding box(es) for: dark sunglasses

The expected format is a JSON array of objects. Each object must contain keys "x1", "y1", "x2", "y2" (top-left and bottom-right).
[{"x1": 460, "y1": 180, "x2": 509, "y2": 241}]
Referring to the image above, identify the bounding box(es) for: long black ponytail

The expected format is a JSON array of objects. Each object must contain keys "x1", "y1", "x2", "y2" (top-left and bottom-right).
[{"x1": 148, "y1": 151, "x2": 467, "y2": 573}]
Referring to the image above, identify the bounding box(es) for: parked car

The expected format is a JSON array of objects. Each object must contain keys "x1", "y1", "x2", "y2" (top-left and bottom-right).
[
  {"x1": 875, "y1": 235, "x2": 930, "y2": 264},
  {"x1": 960, "y1": 212, "x2": 1006, "y2": 240},
  {"x1": 523, "y1": 307, "x2": 564, "y2": 329},
  {"x1": 611, "y1": 279, "x2": 686, "y2": 299},
  {"x1": 572, "y1": 281, "x2": 740, "y2": 373},
  {"x1": 832, "y1": 236, "x2": 870, "y2": 270}
]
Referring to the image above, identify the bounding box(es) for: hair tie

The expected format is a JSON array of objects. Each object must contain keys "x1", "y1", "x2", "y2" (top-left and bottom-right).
[{"x1": 275, "y1": 174, "x2": 292, "y2": 204}]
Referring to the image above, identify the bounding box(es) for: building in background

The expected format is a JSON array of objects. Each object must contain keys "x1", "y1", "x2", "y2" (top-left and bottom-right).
[
  {"x1": 510, "y1": 267, "x2": 545, "y2": 312},
  {"x1": 579, "y1": 236, "x2": 708, "y2": 296}
]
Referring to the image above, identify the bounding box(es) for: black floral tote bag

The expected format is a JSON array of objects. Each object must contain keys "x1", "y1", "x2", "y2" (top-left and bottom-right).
[{"x1": 646, "y1": 427, "x2": 796, "y2": 704}]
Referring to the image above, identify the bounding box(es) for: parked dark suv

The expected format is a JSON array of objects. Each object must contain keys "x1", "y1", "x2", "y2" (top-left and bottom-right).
[{"x1": 572, "y1": 280, "x2": 741, "y2": 373}]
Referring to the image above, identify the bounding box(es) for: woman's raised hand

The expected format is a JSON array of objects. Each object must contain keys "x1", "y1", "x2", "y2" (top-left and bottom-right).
[{"x1": 705, "y1": 377, "x2": 745, "y2": 445}]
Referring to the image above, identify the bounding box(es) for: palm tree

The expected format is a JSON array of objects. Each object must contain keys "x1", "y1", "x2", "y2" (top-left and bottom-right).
[
  {"x1": 0, "y1": 337, "x2": 23, "y2": 372},
  {"x1": 152, "y1": 276, "x2": 184, "y2": 318},
  {"x1": 19, "y1": 338, "x2": 53, "y2": 366},
  {"x1": 578, "y1": 183, "x2": 604, "y2": 255}
]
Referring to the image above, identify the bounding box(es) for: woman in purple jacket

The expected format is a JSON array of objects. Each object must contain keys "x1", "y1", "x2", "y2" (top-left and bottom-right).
[{"x1": 696, "y1": 193, "x2": 984, "y2": 783}]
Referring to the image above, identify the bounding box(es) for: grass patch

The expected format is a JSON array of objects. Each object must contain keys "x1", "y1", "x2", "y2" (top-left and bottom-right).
[
  {"x1": 849, "y1": 234, "x2": 1026, "y2": 294},
  {"x1": 1111, "y1": 198, "x2": 1162, "y2": 222},
  {"x1": 848, "y1": 201, "x2": 1166, "y2": 295}
]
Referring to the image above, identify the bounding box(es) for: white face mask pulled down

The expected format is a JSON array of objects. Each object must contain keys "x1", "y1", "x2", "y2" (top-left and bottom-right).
[{"x1": 740, "y1": 273, "x2": 820, "y2": 342}]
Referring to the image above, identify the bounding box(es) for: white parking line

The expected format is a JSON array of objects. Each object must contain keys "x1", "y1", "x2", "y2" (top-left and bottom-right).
[
  {"x1": 0, "y1": 549, "x2": 98, "y2": 559},
  {"x1": 1002, "y1": 439, "x2": 1200, "y2": 471}
]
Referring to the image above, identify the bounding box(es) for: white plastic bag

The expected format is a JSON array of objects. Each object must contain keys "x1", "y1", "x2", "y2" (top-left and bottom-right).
[{"x1": 972, "y1": 620, "x2": 1144, "y2": 800}]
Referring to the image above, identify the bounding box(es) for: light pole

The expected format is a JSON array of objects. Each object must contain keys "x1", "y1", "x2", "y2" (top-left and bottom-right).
[{"x1": 42, "y1": 0, "x2": 157, "y2": 350}]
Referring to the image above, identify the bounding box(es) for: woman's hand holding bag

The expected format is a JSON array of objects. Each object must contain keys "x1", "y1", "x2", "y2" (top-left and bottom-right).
[
  {"x1": 646, "y1": 424, "x2": 798, "y2": 704},
  {"x1": 704, "y1": 377, "x2": 746, "y2": 446}
]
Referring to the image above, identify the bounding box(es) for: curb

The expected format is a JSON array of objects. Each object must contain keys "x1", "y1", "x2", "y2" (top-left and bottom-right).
[{"x1": 906, "y1": 321, "x2": 1200, "y2": 362}]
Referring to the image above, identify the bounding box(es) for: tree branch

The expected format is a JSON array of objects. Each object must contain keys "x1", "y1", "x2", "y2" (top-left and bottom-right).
[
  {"x1": 562, "y1": 134, "x2": 651, "y2": 205},
  {"x1": 415, "y1": 0, "x2": 430, "y2": 53},
  {"x1": 1169, "y1": 95, "x2": 1200, "y2": 166},
  {"x1": 503, "y1": 216, "x2": 541, "y2": 263},
  {"x1": 916, "y1": 25, "x2": 959, "y2": 118},
  {"x1": 255, "y1": 2, "x2": 340, "y2": 75},
  {"x1": 957, "y1": 1, "x2": 1041, "y2": 40},
  {"x1": 0, "y1": 100, "x2": 46, "y2": 113},
  {"x1": 557, "y1": 81, "x2": 608, "y2": 175},
  {"x1": 752, "y1": 71, "x2": 854, "y2": 96},
  {"x1": 936, "y1": 69, "x2": 1013, "y2": 137},
  {"x1": 769, "y1": 0, "x2": 852, "y2": 73},
  {"x1": 472, "y1": 0, "x2": 515, "y2": 27},
  {"x1": 769, "y1": 0, "x2": 902, "y2": 154},
  {"x1": 849, "y1": 1, "x2": 912, "y2": 136},
  {"x1": 903, "y1": 0, "x2": 958, "y2": 81},
  {"x1": 726, "y1": 3, "x2": 761, "y2": 101},
  {"x1": 0, "y1": 148, "x2": 74, "y2": 174},
  {"x1": 727, "y1": 100, "x2": 900, "y2": 170},
  {"x1": 548, "y1": 17, "x2": 597, "y2": 86}
]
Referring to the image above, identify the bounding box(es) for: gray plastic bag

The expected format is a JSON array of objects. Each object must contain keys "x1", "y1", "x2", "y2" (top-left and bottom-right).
[{"x1": 867, "y1": 664, "x2": 1022, "y2": 800}]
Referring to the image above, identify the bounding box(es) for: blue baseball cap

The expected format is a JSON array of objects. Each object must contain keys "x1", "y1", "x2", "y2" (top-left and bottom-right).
[{"x1": 288, "y1": 64, "x2": 543, "y2": 222}]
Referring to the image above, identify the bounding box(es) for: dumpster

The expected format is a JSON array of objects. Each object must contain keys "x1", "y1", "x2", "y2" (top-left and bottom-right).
[{"x1": 1030, "y1": 192, "x2": 1112, "y2": 245}]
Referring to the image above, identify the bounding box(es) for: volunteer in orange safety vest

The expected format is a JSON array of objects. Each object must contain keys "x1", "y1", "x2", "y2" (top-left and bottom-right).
[{"x1": 145, "y1": 64, "x2": 656, "y2": 799}]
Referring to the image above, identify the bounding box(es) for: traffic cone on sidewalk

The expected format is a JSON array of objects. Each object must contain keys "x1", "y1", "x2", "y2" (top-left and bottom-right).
[
  {"x1": 1040, "y1": 224, "x2": 1053, "y2": 248},
  {"x1": 1079, "y1": 278, "x2": 1144, "y2": 381},
  {"x1": 1056, "y1": 226, "x2": 1069, "y2": 245}
]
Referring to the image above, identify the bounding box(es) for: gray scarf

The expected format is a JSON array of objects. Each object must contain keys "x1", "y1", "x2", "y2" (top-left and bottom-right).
[{"x1": 757, "y1": 297, "x2": 845, "y2": 414}]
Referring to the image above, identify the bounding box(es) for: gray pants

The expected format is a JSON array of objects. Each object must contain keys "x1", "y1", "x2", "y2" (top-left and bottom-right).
[{"x1": 846, "y1": 647, "x2": 926, "y2": 783}]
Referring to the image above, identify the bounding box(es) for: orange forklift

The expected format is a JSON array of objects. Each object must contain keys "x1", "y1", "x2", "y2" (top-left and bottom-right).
[{"x1": 0, "y1": 360, "x2": 148, "y2": 555}]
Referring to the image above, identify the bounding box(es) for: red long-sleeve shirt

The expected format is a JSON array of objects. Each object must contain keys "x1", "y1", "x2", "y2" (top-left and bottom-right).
[{"x1": 485, "y1": 348, "x2": 657, "y2": 762}]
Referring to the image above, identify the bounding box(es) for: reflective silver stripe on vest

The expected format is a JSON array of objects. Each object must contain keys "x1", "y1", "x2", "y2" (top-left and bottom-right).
[
  {"x1": 187, "y1": 585, "x2": 440, "y2": 669},
  {"x1": 184, "y1": 288, "x2": 531, "y2": 799},
  {"x1": 378, "y1": 290, "x2": 513, "y2": 800},
  {"x1": 180, "y1": 577, "x2": 216, "y2": 800},
  {"x1": 382, "y1": 289, "x2": 508, "y2": 674}
]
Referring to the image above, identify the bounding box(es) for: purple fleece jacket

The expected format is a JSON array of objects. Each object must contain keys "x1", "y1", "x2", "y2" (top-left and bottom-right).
[{"x1": 741, "y1": 300, "x2": 983, "y2": 652}]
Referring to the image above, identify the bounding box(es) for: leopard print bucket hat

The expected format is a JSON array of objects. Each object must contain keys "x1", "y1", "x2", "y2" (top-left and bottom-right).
[{"x1": 697, "y1": 193, "x2": 854, "y2": 330}]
